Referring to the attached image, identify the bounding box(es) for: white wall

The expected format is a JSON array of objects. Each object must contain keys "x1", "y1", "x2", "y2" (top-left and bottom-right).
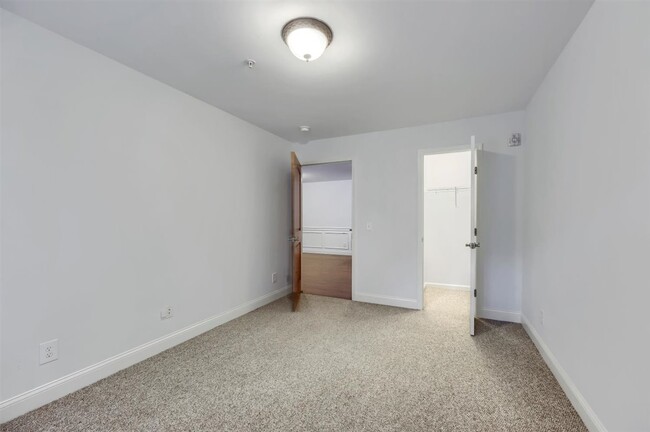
[
  {"x1": 294, "y1": 110, "x2": 525, "y2": 316},
  {"x1": 302, "y1": 180, "x2": 352, "y2": 255},
  {"x1": 523, "y1": 2, "x2": 649, "y2": 431},
  {"x1": 302, "y1": 180, "x2": 352, "y2": 228},
  {"x1": 424, "y1": 152, "x2": 471, "y2": 191},
  {"x1": 424, "y1": 152, "x2": 470, "y2": 287},
  {"x1": 0, "y1": 10, "x2": 291, "y2": 415},
  {"x1": 0, "y1": 9, "x2": 4, "y2": 407}
]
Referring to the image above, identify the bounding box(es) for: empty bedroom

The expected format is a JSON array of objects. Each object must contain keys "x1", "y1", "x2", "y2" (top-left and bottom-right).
[{"x1": 0, "y1": 1, "x2": 647, "y2": 431}]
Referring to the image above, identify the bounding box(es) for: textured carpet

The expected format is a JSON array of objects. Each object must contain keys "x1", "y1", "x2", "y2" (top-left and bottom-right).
[{"x1": 1, "y1": 288, "x2": 586, "y2": 431}]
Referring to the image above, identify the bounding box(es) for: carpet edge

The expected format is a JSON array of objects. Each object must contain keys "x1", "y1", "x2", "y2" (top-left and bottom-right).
[
  {"x1": 521, "y1": 315, "x2": 607, "y2": 432},
  {"x1": 353, "y1": 292, "x2": 419, "y2": 309},
  {"x1": 0, "y1": 285, "x2": 291, "y2": 424}
]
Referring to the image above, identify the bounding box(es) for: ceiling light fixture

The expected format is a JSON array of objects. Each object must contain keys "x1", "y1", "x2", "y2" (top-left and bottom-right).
[{"x1": 282, "y1": 17, "x2": 333, "y2": 62}]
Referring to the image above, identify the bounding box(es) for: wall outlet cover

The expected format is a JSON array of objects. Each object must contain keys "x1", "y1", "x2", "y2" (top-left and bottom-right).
[
  {"x1": 39, "y1": 339, "x2": 59, "y2": 365},
  {"x1": 160, "y1": 306, "x2": 174, "y2": 320}
]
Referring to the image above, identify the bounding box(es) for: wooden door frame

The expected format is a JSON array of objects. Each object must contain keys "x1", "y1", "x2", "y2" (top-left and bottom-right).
[
  {"x1": 417, "y1": 145, "x2": 474, "y2": 311},
  {"x1": 296, "y1": 159, "x2": 356, "y2": 304}
]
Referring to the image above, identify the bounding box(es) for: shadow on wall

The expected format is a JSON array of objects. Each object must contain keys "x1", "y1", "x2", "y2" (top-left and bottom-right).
[{"x1": 477, "y1": 151, "x2": 517, "y2": 313}]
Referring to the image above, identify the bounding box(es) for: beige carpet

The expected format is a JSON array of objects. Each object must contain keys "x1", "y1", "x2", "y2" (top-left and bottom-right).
[{"x1": 1, "y1": 288, "x2": 586, "y2": 431}]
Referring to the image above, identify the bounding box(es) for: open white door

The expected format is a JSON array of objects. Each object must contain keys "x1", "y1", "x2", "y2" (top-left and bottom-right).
[{"x1": 467, "y1": 136, "x2": 480, "y2": 335}]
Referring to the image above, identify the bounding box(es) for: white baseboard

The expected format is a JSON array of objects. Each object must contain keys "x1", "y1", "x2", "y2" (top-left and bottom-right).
[
  {"x1": 354, "y1": 292, "x2": 419, "y2": 310},
  {"x1": 0, "y1": 285, "x2": 291, "y2": 424},
  {"x1": 478, "y1": 308, "x2": 521, "y2": 323},
  {"x1": 302, "y1": 248, "x2": 352, "y2": 256},
  {"x1": 425, "y1": 282, "x2": 470, "y2": 291},
  {"x1": 521, "y1": 316, "x2": 606, "y2": 432}
]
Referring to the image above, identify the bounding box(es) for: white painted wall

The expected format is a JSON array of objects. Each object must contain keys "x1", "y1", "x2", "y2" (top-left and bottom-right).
[
  {"x1": 424, "y1": 152, "x2": 470, "y2": 288},
  {"x1": 523, "y1": 2, "x2": 649, "y2": 431},
  {"x1": 0, "y1": 10, "x2": 291, "y2": 412},
  {"x1": 424, "y1": 152, "x2": 471, "y2": 191},
  {"x1": 0, "y1": 9, "x2": 4, "y2": 406},
  {"x1": 294, "y1": 110, "x2": 525, "y2": 316},
  {"x1": 302, "y1": 180, "x2": 352, "y2": 255},
  {"x1": 302, "y1": 180, "x2": 352, "y2": 228}
]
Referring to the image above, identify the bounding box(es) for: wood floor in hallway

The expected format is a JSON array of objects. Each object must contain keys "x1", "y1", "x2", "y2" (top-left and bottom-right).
[{"x1": 301, "y1": 253, "x2": 352, "y2": 300}]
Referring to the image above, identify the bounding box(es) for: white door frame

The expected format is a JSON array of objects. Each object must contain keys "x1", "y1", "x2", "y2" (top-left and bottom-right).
[{"x1": 417, "y1": 146, "x2": 472, "y2": 311}]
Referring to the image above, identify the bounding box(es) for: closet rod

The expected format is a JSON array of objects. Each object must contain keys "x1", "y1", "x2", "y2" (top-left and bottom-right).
[{"x1": 426, "y1": 187, "x2": 470, "y2": 192}]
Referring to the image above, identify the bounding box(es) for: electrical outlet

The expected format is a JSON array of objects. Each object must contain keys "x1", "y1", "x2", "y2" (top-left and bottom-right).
[
  {"x1": 39, "y1": 339, "x2": 58, "y2": 365},
  {"x1": 272, "y1": 272, "x2": 278, "y2": 284},
  {"x1": 160, "y1": 306, "x2": 173, "y2": 320}
]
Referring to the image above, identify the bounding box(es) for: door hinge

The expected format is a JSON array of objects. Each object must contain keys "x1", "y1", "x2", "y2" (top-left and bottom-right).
[
  {"x1": 474, "y1": 166, "x2": 478, "y2": 174},
  {"x1": 474, "y1": 289, "x2": 477, "y2": 298}
]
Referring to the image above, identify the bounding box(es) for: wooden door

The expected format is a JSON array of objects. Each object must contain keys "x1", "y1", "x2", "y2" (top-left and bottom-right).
[{"x1": 291, "y1": 152, "x2": 302, "y2": 311}]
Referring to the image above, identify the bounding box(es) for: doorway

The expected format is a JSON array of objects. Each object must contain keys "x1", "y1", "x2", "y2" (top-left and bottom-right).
[
  {"x1": 300, "y1": 161, "x2": 353, "y2": 300},
  {"x1": 419, "y1": 142, "x2": 479, "y2": 334}
]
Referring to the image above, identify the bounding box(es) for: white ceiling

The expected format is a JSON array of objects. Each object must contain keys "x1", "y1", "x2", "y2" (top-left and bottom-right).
[
  {"x1": 1, "y1": 0, "x2": 593, "y2": 143},
  {"x1": 302, "y1": 161, "x2": 352, "y2": 183}
]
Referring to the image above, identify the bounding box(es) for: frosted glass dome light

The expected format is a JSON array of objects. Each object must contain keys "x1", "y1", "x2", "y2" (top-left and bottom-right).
[{"x1": 282, "y1": 18, "x2": 333, "y2": 62}]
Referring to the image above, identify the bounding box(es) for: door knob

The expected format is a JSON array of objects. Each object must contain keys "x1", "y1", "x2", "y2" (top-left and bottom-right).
[{"x1": 465, "y1": 242, "x2": 480, "y2": 249}]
